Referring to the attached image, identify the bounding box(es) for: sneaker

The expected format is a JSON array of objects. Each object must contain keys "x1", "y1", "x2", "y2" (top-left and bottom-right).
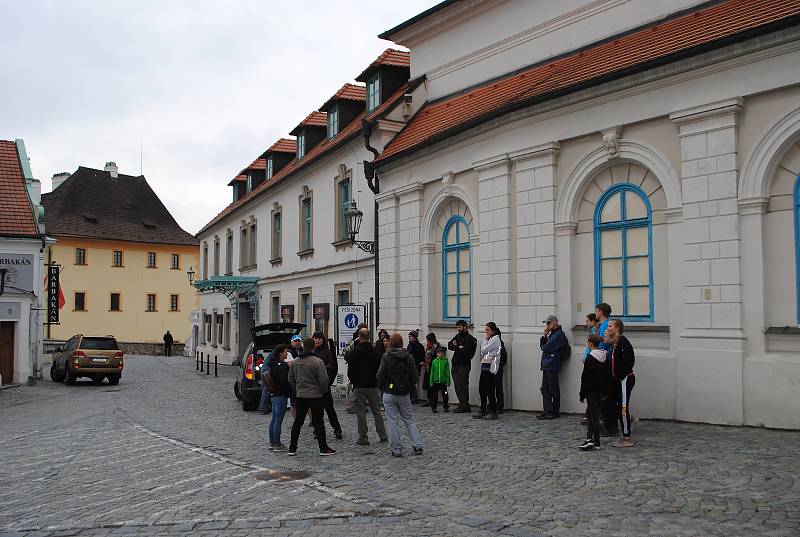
[
  {"x1": 273, "y1": 444, "x2": 289, "y2": 452},
  {"x1": 380, "y1": 405, "x2": 385, "y2": 411},
  {"x1": 537, "y1": 413, "x2": 556, "y2": 420},
  {"x1": 319, "y1": 447, "x2": 337, "y2": 456},
  {"x1": 483, "y1": 413, "x2": 498, "y2": 420},
  {"x1": 412, "y1": 447, "x2": 424, "y2": 456},
  {"x1": 287, "y1": 450, "x2": 297, "y2": 456},
  {"x1": 335, "y1": 431, "x2": 343, "y2": 440},
  {"x1": 578, "y1": 439, "x2": 593, "y2": 449},
  {"x1": 356, "y1": 439, "x2": 370, "y2": 446},
  {"x1": 612, "y1": 438, "x2": 635, "y2": 448},
  {"x1": 268, "y1": 445, "x2": 276, "y2": 451},
  {"x1": 391, "y1": 450, "x2": 403, "y2": 457},
  {"x1": 472, "y1": 412, "x2": 487, "y2": 419},
  {"x1": 579, "y1": 441, "x2": 596, "y2": 451}
]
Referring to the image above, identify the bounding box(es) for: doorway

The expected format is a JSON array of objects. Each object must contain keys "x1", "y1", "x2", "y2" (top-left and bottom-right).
[{"x1": 0, "y1": 322, "x2": 14, "y2": 385}]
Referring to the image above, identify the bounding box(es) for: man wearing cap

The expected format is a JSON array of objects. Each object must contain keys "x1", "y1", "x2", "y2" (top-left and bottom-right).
[
  {"x1": 289, "y1": 335, "x2": 303, "y2": 362},
  {"x1": 539, "y1": 314, "x2": 567, "y2": 420}
]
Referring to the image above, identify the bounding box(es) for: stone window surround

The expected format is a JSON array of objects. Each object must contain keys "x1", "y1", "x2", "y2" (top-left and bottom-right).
[{"x1": 298, "y1": 186, "x2": 314, "y2": 258}]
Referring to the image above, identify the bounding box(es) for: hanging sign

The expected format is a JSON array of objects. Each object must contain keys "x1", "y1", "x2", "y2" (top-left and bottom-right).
[{"x1": 47, "y1": 265, "x2": 60, "y2": 323}]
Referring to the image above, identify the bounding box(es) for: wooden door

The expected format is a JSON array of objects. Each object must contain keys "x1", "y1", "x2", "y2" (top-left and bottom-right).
[{"x1": 0, "y1": 322, "x2": 14, "y2": 385}]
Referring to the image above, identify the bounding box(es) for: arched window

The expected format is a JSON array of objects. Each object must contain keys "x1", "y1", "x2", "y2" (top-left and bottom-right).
[
  {"x1": 594, "y1": 183, "x2": 653, "y2": 321},
  {"x1": 795, "y1": 174, "x2": 800, "y2": 322},
  {"x1": 443, "y1": 216, "x2": 471, "y2": 321}
]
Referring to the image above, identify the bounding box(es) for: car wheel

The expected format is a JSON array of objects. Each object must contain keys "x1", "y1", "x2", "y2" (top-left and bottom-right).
[
  {"x1": 234, "y1": 382, "x2": 242, "y2": 401},
  {"x1": 242, "y1": 398, "x2": 256, "y2": 411},
  {"x1": 107, "y1": 375, "x2": 120, "y2": 386},
  {"x1": 91, "y1": 376, "x2": 104, "y2": 385},
  {"x1": 50, "y1": 363, "x2": 61, "y2": 382},
  {"x1": 65, "y1": 366, "x2": 77, "y2": 385}
]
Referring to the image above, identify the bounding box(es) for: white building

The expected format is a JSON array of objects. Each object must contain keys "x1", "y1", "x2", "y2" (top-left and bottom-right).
[
  {"x1": 0, "y1": 139, "x2": 46, "y2": 385},
  {"x1": 368, "y1": 0, "x2": 800, "y2": 429},
  {"x1": 195, "y1": 51, "x2": 415, "y2": 364}
]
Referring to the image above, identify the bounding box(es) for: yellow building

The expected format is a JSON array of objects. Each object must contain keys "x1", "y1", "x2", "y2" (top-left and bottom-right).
[{"x1": 42, "y1": 163, "x2": 198, "y2": 346}]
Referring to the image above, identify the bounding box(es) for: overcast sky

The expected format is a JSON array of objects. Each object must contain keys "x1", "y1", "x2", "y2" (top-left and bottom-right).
[{"x1": 0, "y1": 0, "x2": 435, "y2": 234}]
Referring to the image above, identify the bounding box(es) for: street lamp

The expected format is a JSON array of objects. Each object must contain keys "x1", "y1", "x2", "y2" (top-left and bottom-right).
[
  {"x1": 344, "y1": 201, "x2": 375, "y2": 254},
  {"x1": 186, "y1": 266, "x2": 195, "y2": 285}
]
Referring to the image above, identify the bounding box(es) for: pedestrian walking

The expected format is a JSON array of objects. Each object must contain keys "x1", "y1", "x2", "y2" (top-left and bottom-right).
[
  {"x1": 474, "y1": 322, "x2": 503, "y2": 420},
  {"x1": 428, "y1": 346, "x2": 451, "y2": 413},
  {"x1": 377, "y1": 333, "x2": 423, "y2": 457},
  {"x1": 347, "y1": 328, "x2": 388, "y2": 446},
  {"x1": 420, "y1": 333, "x2": 442, "y2": 407},
  {"x1": 287, "y1": 338, "x2": 336, "y2": 456},
  {"x1": 163, "y1": 330, "x2": 173, "y2": 357},
  {"x1": 578, "y1": 336, "x2": 610, "y2": 451},
  {"x1": 407, "y1": 331, "x2": 425, "y2": 403},
  {"x1": 448, "y1": 319, "x2": 477, "y2": 413},
  {"x1": 266, "y1": 344, "x2": 292, "y2": 451},
  {"x1": 594, "y1": 303, "x2": 618, "y2": 436},
  {"x1": 604, "y1": 319, "x2": 636, "y2": 448},
  {"x1": 313, "y1": 331, "x2": 343, "y2": 440},
  {"x1": 538, "y1": 315, "x2": 567, "y2": 420}
]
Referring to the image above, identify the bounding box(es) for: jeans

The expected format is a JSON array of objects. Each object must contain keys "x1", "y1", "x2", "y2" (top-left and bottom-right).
[
  {"x1": 289, "y1": 398, "x2": 329, "y2": 452},
  {"x1": 451, "y1": 365, "x2": 470, "y2": 408},
  {"x1": 354, "y1": 387, "x2": 387, "y2": 442},
  {"x1": 427, "y1": 383, "x2": 449, "y2": 410},
  {"x1": 540, "y1": 371, "x2": 560, "y2": 416},
  {"x1": 258, "y1": 383, "x2": 272, "y2": 413},
  {"x1": 585, "y1": 393, "x2": 602, "y2": 444},
  {"x1": 322, "y1": 391, "x2": 342, "y2": 434},
  {"x1": 268, "y1": 395, "x2": 288, "y2": 446},
  {"x1": 478, "y1": 369, "x2": 497, "y2": 414},
  {"x1": 382, "y1": 393, "x2": 422, "y2": 454}
]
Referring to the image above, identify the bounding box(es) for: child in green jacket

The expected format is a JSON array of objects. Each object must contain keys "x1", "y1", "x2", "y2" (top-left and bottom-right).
[{"x1": 428, "y1": 346, "x2": 451, "y2": 413}]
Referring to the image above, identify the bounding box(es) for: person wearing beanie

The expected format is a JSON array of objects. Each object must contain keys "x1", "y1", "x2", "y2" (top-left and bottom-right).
[{"x1": 406, "y1": 331, "x2": 425, "y2": 403}]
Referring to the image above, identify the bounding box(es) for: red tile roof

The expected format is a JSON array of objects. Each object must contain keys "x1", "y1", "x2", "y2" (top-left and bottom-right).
[
  {"x1": 321, "y1": 83, "x2": 367, "y2": 110},
  {"x1": 0, "y1": 140, "x2": 38, "y2": 237},
  {"x1": 267, "y1": 138, "x2": 297, "y2": 154},
  {"x1": 198, "y1": 83, "x2": 413, "y2": 235},
  {"x1": 247, "y1": 157, "x2": 266, "y2": 171},
  {"x1": 356, "y1": 49, "x2": 411, "y2": 82},
  {"x1": 376, "y1": 0, "x2": 800, "y2": 165},
  {"x1": 290, "y1": 111, "x2": 328, "y2": 135}
]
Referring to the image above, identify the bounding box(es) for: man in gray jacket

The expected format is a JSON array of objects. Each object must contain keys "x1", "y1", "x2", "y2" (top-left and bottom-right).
[{"x1": 288, "y1": 338, "x2": 336, "y2": 456}]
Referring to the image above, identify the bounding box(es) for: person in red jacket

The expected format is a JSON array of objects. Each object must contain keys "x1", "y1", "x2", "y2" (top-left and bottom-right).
[{"x1": 604, "y1": 319, "x2": 636, "y2": 448}]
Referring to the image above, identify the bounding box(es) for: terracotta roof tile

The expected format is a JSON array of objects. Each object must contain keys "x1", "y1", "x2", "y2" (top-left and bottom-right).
[
  {"x1": 376, "y1": 0, "x2": 800, "y2": 164},
  {"x1": 198, "y1": 84, "x2": 411, "y2": 235},
  {"x1": 356, "y1": 49, "x2": 410, "y2": 82},
  {"x1": 267, "y1": 138, "x2": 297, "y2": 154},
  {"x1": 0, "y1": 140, "x2": 38, "y2": 237},
  {"x1": 247, "y1": 157, "x2": 266, "y2": 171},
  {"x1": 321, "y1": 83, "x2": 367, "y2": 110},
  {"x1": 290, "y1": 111, "x2": 328, "y2": 135}
]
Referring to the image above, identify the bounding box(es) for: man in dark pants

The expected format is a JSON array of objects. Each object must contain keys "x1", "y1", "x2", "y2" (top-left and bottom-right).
[
  {"x1": 407, "y1": 331, "x2": 425, "y2": 403},
  {"x1": 595, "y1": 302, "x2": 619, "y2": 436},
  {"x1": 287, "y1": 338, "x2": 336, "y2": 456},
  {"x1": 163, "y1": 331, "x2": 173, "y2": 357},
  {"x1": 448, "y1": 320, "x2": 477, "y2": 413},
  {"x1": 313, "y1": 331, "x2": 342, "y2": 439},
  {"x1": 538, "y1": 315, "x2": 567, "y2": 419}
]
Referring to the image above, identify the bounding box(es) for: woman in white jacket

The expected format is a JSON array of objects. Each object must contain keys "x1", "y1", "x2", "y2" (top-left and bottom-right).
[{"x1": 473, "y1": 322, "x2": 502, "y2": 420}]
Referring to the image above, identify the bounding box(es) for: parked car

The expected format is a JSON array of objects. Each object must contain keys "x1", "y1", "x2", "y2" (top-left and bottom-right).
[
  {"x1": 50, "y1": 335, "x2": 123, "y2": 385},
  {"x1": 233, "y1": 322, "x2": 304, "y2": 411}
]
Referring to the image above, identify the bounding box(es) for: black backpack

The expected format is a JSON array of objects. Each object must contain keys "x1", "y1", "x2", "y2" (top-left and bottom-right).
[
  {"x1": 559, "y1": 338, "x2": 572, "y2": 361},
  {"x1": 387, "y1": 355, "x2": 410, "y2": 394}
]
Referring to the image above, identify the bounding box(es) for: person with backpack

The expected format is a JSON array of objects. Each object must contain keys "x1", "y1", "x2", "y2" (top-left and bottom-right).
[
  {"x1": 428, "y1": 346, "x2": 451, "y2": 413},
  {"x1": 348, "y1": 328, "x2": 388, "y2": 446},
  {"x1": 474, "y1": 322, "x2": 503, "y2": 420},
  {"x1": 377, "y1": 333, "x2": 423, "y2": 457},
  {"x1": 538, "y1": 314, "x2": 568, "y2": 420},
  {"x1": 266, "y1": 344, "x2": 292, "y2": 451}
]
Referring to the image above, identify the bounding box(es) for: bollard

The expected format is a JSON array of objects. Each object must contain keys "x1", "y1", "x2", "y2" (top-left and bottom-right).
[
  {"x1": 206, "y1": 354, "x2": 210, "y2": 375},
  {"x1": 200, "y1": 352, "x2": 204, "y2": 372},
  {"x1": 214, "y1": 355, "x2": 218, "y2": 378},
  {"x1": 196, "y1": 351, "x2": 199, "y2": 371}
]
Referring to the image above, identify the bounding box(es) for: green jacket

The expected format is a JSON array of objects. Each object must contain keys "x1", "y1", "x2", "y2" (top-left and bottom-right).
[{"x1": 429, "y1": 356, "x2": 451, "y2": 386}]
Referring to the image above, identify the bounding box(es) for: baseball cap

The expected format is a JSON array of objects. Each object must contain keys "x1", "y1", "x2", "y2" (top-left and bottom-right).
[
  {"x1": 291, "y1": 335, "x2": 302, "y2": 342},
  {"x1": 542, "y1": 315, "x2": 559, "y2": 324}
]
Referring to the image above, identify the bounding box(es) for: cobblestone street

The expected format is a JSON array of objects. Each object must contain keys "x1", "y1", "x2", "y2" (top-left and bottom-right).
[{"x1": 1, "y1": 356, "x2": 798, "y2": 537}]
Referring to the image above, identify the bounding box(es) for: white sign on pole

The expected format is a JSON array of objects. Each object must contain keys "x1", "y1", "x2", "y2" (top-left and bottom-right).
[{"x1": 336, "y1": 304, "x2": 366, "y2": 355}]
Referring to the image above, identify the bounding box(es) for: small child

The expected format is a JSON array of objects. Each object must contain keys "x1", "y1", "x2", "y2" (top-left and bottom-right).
[
  {"x1": 582, "y1": 313, "x2": 599, "y2": 361},
  {"x1": 579, "y1": 335, "x2": 610, "y2": 451},
  {"x1": 428, "y1": 346, "x2": 451, "y2": 413}
]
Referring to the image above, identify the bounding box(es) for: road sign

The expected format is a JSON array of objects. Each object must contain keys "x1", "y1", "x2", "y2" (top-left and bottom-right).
[{"x1": 336, "y1": 304, "x2": 366, "y2": 355}]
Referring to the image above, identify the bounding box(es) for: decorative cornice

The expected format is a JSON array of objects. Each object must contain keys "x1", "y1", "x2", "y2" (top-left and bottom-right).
[
  {"x1": 420, "y1": 242, "x2": 435, "y2": 254},
  {"x1": 669, "y1": 97, "x2": 743, "y2": 125},
  {"x1": 395, "y1": 182, "x2": 425, "y2": 198},
  {"x1": 472, "y1": 153, "x2": 511, "y2": 172},
  {"x1": 663, "y1": 206, "x2": 684, "y2": 223},
  {"x1": 509, "y1": 142, "x2": 561, "y2": 167},
  {"x1": 376, "y1": 119, "x2": 405, "y2": 134},
  {"x1": 554, "y1": 221, "x2": 578, "y2": 236},
  {"x1": 375, "y1": 190, "x2": 398, "y2": 205},
  {"x1": 737, "y1": 196, "x2": 769, "y2": 215}
]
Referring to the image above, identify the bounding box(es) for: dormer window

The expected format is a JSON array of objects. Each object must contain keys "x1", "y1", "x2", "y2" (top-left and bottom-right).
[
  {"x1": 246, "y1": 173, "x2": 253, "y2": 192},
  {"x1": 367, "y1": 74, "x2": 381, "y2": 112},
  {"x1": 296, "y1": 132, "x2": 306, "y2": 159},
  {"x1": 266, "y1": 155, "x2": 273, "y2": 179},
  {"x1": 327, "y1": 105, "x2": 339, "y2": 138}
]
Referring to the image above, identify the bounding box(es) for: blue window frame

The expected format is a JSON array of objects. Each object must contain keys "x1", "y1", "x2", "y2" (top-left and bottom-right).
[
  {"x1": 794, "y1": 174, "x2": 800, "y2": 322},
  {"x1": 327, "y1": 105, "x2": 339, "y2": 138},
  {"x1": 442, "y1": 216, "x2": 471, "y2": 321},
  {"x1": 594, "y1": 183, "x2": 653, "y2": 321},
  {"x1": 367, "y1": 74, "x2": 381, "y2": 112}
]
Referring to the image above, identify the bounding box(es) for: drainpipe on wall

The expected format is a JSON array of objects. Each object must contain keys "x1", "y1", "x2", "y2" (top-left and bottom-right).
[{"x1": 361, "y1": 119, "x2": 380, "y2": 327}]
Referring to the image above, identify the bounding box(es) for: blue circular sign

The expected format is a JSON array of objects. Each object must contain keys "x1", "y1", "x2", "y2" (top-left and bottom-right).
[{"x1": 344, "y1": 313, "x2": 359, "y2": 329}]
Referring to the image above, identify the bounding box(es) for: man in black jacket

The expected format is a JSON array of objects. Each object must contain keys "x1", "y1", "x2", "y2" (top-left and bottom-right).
[
  {"x1": 314, "y1": 331, "x2": 342, "y2": 439},
  {"x1": 448, "y1": 320, "x2": 477, "y2": 413},
  {"x1": 407, "y1": 331, "x2": 425, "y2": 403},
  {"x1": 604, "y1": 319, "x2": 636, "y2": 448},
  {"x1": 163, "y1": 331, "x2": 173, "y2": 357},
  {"x1": 347, "y1": 328, "x2": 388, "y2": 445}
]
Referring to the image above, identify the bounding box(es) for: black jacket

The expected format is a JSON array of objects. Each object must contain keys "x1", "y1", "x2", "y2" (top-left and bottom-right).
[
  {"x1": 377, "y1": 347, "x2": 417, "y2": 395},
  {"x1": 448, "y1": 331, "x2": 477, "y2": 369},
  {"x1": 347, "y1": 341, "x2": 380, "y2": 388},
  {"x1": 163, "y1": 333, "x2": 173, "y2": 345},
  {"x1": 315, "y1": 346, "x2": 338, "y2": 386},
  {"x1": 267, "y1": 355, "x2": 292, "y2": 397},
  {"x1": 407, "y1": 340, "x2": 425, "y2": 370},
  {"x1": 579, "y1": 352, "x2": 611, "y2": 401},
  {"x1": 610, "y1": 335, "x2": 635, "y2": 379}
]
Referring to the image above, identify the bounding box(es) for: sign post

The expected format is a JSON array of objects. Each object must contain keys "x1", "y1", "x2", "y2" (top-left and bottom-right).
[{"x1": 335, "y1": 304, "x2": 366, "y2": 355}]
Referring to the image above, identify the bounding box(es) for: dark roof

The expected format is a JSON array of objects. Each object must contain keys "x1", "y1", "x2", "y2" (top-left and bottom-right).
[
  {"x1": 378, "y1": 1, "x2": 459, "y2": 40},
  {"x1": 376, "y1": 0, "x2": 800, "y2": 165},
  {"x1": 355, "y1": 49, "x2": 411, "y2": 83},
  {"x1": 0, "y1": 140, "x2": 38, "y2": 237},
  {"x1": 42, "y1": 166, "x2": 198, "y2": 246}
]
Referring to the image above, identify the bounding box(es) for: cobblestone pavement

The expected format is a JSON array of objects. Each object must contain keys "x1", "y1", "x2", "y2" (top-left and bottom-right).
[{"x1": 1, "y1": 356, "x2": 798, "y2": 537}]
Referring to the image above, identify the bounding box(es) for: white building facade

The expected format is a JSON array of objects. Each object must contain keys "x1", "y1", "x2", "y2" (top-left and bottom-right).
[{"x1": 371, "y1": 0, "x2": 800, "y2": 428}]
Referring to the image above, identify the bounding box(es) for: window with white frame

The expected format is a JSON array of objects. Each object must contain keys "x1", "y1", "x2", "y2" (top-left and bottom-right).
[
  {"x1": 442, "y1": 216, "x2": 471, "y2": 321},
  {"x1": 299, "y1": 190, "x2": 313, "y2": 253},
  {"x1": 367, "y1": 74, "x2": 381, "y2": 112},
  {"x1": 296, "y1": 132, "x2": 305, "y2": 159},
  {"x1": 327, "y1": 105, "x2": 339, "y2": 138},
  {"x1": 266, "y1": 156, "x2": 273, "y2": 180},
  {"x1": 271, "y1": 206, "x2": 282, "y2": 261},
  {"x1": 594, "y1": 183, "x2": 653, "y2": 321},
  {"x1": 249, "y1": 220, "x2": 257, "y2": 267},
  {"x1": 240, "y1": 227, "x2": 248, "y2": 268},
  {"x1": 225, "y1": 231, "x2": 233, "y2": 274}
]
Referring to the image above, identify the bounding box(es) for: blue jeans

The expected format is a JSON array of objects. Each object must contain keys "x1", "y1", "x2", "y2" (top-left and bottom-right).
[
  {"x1": 383, "y1": 393, "x2": 422, "y2": 454},
  {"x1": 259, "y1": 382, "x2": 272, "y2": 412},
  {"x1": 269, "y1": 396, "x2": 288, "y2": 446}
]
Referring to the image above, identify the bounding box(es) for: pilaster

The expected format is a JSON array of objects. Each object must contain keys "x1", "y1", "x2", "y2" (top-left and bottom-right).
[
  {"x1": 376, "y1": 190, "x2": 399, "y2": 327},
  {"x1": 396, "y1": 183, "x2": 425, "y2": 330}
]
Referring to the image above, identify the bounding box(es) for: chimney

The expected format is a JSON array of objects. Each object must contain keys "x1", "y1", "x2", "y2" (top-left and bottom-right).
[
  {"x1": 26, "y1": 177, "x2": 41, "y2": 204},
  {"x1": 51, "y1": 172, "x2": 70, "y2": 191},
  {"x1": 104, "y1": 161, "x2": 118, "y2": 178}
]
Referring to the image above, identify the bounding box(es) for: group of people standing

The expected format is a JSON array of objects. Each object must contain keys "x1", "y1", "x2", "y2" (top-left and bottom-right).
[{"x1": 260, "y1": 304, "x2": 637, "y2": 456}]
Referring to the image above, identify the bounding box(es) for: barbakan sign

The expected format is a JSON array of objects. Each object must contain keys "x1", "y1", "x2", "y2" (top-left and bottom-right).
[{"x1": 0, "y1": 253, "x2": 34, "y2": 293}]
